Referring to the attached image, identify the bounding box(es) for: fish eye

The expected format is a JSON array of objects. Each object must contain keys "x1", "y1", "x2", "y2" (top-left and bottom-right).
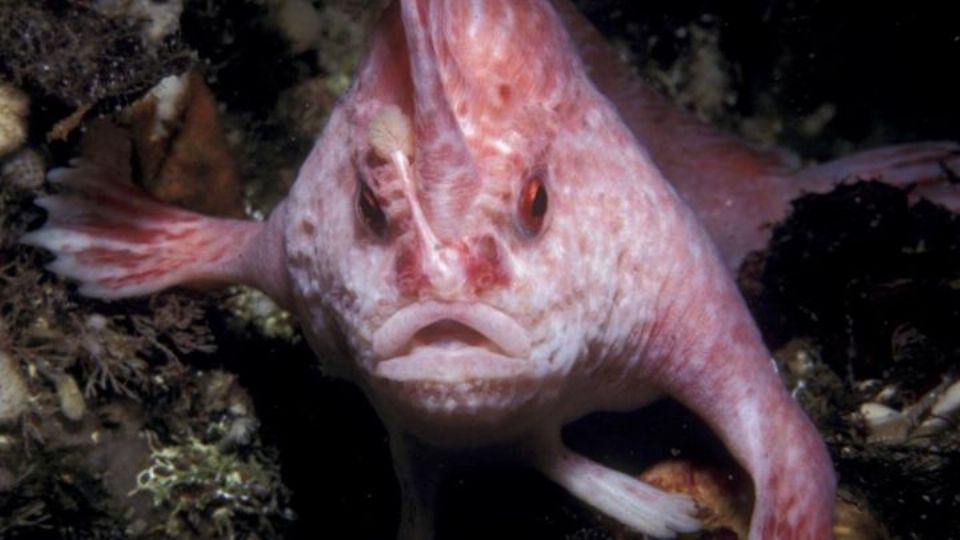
[
  {"x1": 356, "y1": 181, "x2": 388, "y2": 237},
  {"x1": 517, "y1": 174, "x2": 548, "y2": 236}
]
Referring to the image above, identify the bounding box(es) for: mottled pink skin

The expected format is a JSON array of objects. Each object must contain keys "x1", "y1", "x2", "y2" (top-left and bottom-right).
[
  {"x1": 24, "y1": 1, "x2": 842, "y2": 538},
  {"x1": 278, "y1": 1, "x2": 834, "y2": 537}
]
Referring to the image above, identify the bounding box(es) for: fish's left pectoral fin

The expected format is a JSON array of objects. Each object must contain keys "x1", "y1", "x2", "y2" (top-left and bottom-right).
[
  {"x1": 792, "y1": 141, "x2": 960, "y2": 212},
  {"x1": 533, "y1": 439, "x2": 701, "y2": 538}
]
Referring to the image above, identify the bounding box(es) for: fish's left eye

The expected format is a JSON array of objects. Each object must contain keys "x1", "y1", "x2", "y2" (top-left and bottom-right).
[
  {"x1": 356, "y1": 181, "x2": 388, "y2": 237},
  {"x1": 517, "y1": 175, "x2": 548, "y2": 236}
]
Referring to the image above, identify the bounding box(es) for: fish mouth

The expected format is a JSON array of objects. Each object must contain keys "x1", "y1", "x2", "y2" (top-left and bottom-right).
[{"x1": 371, "y1": 301, "x2": 532, "y2": 382}]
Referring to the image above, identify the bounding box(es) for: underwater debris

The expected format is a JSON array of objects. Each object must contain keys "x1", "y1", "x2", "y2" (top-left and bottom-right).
[
  {"x1": 832, "y1": 488, "x2": 891, "y2": 540},
  {"x1": 120, "y1": 69, "x2": 246, "y2": 218},
  {"x1": 0, "y1": 1, "x2": 189, "y2": 109},
  {"x1": 855, "y1": 377, "x2": 960, "y2": 445},
  {"x1": 0, "y1": 350, "x2": 29, "y2": 425},
  {"x1": 53, "y1": 374, "x2": 85, "y2": 423},
  {"x1": 0, "y1": 82, "x2": 28, "y2": 158},
  {"x1": 132, "y1": 434, "x2": 291, "y2": 539},
  {"x1": 639, "y1": 458, "x2": 752, "y2": 538},
  {"x1": 272, "y1": 77, "x2": 337, "y2": 144},
  {"x1": 93, "y1": 0, "x2": 185, "y2": 43},
  {"x1": 771, "y1": 339, "x2": 849, "y2": 432},
  {"x1": 1, "y1": 149, "x2": 46, "y2": 192},
  {"x1": 0, "y1": 448, "x2": 122, "y2": 538},
  {"x1": 312, "y1": 2, "x2": 388, "y2": 96},
  {"x1": 224, "y1": 287, "x2": 298, "y2": 344},
  {"x1": 645, "y1": 24, "x2": 735, "y2": 125}
]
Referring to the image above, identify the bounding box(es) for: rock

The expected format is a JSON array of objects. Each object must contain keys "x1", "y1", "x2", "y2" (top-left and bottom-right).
[
  {"x1": 0, "y1": 83, "x2": 29, "y2": 158},
  {"x1": 0, "y1": 351, "x2": 29, "y2": 424}
]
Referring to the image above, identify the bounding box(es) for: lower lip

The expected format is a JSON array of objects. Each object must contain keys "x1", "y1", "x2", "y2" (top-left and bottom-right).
[{"x1": 373, "y1": 344, "x2": 531, "y2": 383}]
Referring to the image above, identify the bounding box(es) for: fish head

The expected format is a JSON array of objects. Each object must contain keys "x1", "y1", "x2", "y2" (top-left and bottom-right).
[{"x1": 284, "y1": 0, "x2": 677, "y2": 443}]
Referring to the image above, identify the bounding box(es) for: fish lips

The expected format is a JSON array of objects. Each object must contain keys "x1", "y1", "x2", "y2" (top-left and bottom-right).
[
  {"x1": 375, "y1": 344, "x2": 531, "y2": 383},
  {"x1": 371, "y1": 300, "x2": 533, "y2": 382},
  {"x1": 369, "y1": 302, "x2": 545, "y2": 441}
]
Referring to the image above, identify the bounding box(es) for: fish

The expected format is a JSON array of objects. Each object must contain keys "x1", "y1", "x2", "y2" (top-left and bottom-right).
[{"x1": 20, "y1": 0, "x2": 960, "y2": 538}]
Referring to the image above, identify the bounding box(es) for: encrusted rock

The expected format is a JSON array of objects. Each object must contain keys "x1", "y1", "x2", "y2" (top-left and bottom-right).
[
  {"x1": 0, "y1": 83, "x2": 29, "y2": 158},
  {"x1": 0, "y1": 351, "x2": 29, "y2": 425}
]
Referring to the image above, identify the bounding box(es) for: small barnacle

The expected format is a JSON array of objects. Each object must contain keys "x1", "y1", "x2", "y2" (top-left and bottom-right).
[
  {"x1": 91, "y1": 0, "x2": 184, "y2": 43},
  {"x1": 909, "y1": 378, "x2": 960, "y2": 440},
  {"x1": 857, "y1": 402, "x2": 909, "y2": 443},
  {"x1": 55, "y1": 373, "x2": 86, "y2": 421}
]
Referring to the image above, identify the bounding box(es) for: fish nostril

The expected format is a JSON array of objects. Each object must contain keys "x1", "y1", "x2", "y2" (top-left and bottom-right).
[
  {"x1": 394, "y1": 235, "x2": 508, "y2": 298},
  {"x1": 475, "y1": 235, "x2": 500, "y2": 262},
  {"x1": 465, "y1": 235, "x2": 509, "y2": 292}
]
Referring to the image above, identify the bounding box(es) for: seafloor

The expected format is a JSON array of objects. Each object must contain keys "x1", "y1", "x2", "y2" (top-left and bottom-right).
[{"x1": 0, "y1": 1, "x2": 958, "y2": 539}]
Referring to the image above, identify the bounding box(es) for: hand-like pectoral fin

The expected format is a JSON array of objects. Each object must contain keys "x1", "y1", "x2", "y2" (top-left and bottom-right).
[
  {"x1": 531, "y1": 433, "x2": 701, "y2": 538},
  {"x1": 21, "y1": 122, "x2": 292, "y2": 308}
]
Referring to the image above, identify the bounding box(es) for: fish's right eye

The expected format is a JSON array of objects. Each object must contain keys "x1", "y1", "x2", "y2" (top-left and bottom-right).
[
  {"x1": 517, "y1": 174, "x2": 549, "y2": 237},
  {"x1": 356, "y1": 181, "x2": 388, "y2": 237}
]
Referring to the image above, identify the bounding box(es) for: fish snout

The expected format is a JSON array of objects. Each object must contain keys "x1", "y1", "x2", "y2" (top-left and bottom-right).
[{"x1": 393, "y1": 234, "x2": 510, "y2": 299}]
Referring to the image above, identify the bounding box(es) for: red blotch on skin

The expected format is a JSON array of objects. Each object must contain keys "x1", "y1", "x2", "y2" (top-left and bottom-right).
[
  {"x1": 755, "y1": 471, "x2": 828, "y2": 540},
  {"x1": 107, "y1": 267, "x2": 170, "y2": 287},
  {"x1": 730, "y1": 319, "x2": 756, "y2": 348},
  {"x1": 77, "y1": 248, "x2": 146, "y2": 269},
  {"x1": 463, "y1": 235, "x2": 509, "y2": 293},
  {"x1": 394, "y1": 240, "x2": 428, "y2": 297},
  {"x1": 68, "y1": 223, "x2": 196, "y2": 246}
]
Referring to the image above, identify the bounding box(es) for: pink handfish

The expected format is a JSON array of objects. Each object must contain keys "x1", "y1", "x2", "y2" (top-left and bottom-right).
[{"x1": 23, "y1": 0, "x2": 960, "y2": 537}]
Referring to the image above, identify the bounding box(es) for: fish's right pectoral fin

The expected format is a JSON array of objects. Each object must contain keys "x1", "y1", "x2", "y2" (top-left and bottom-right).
[{"x1": 21, "y1": 155, "x2": 263, "y2": 300}]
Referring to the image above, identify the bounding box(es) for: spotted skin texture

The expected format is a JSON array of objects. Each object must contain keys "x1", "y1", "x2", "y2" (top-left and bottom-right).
[{"x1": 24, "y1": 1, "x2": 845, "y2": 538}]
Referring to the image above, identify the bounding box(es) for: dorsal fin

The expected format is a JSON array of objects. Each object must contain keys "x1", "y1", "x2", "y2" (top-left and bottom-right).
[{"x1": 398, "y1": 0, "x2": 480, "y2": 238}]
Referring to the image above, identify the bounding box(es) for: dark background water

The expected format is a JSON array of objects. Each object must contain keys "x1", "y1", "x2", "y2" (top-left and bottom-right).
[
  {"x1": 578, "y1": 0, "x2": 960, "y2": 150},
  {"x1": 1, "y1": 1, "x2": 958, "y2": 539}
]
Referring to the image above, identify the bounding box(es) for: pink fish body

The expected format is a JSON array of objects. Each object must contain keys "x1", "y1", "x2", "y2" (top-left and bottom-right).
[{"x1": 30, "y1": 0, "x2": 960, "y2": 537}]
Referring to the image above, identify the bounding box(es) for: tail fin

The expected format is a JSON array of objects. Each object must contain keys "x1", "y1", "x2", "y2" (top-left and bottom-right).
[
  {"x1": 20, "y1": 123, "x2": 280, "y2": 302},
  {"x1": 791, "y1": 141, "x2": 960, "y2": 211}
]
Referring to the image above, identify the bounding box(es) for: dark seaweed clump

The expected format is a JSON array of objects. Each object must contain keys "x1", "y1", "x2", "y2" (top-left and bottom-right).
[
  {"x1": 754, "y1": 181, "x2": 960, "y2": 396},
  {"x1": 0, "y1": 1, "x2": 190, "y2": 111}
]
